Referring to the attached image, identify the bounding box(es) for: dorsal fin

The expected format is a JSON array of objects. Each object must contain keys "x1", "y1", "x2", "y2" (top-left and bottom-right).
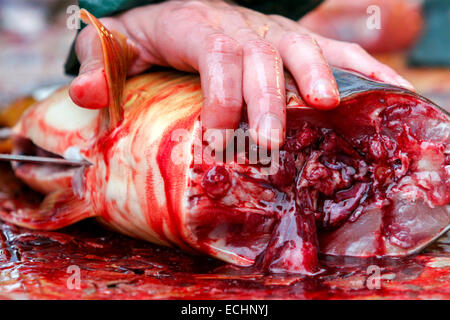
[{"x1": 80, "y1": 9, "x2": 135, "y2": 129}]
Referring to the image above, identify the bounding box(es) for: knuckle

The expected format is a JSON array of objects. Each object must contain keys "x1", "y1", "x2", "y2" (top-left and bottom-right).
[
  {"x1": 279, "y1": 32, "x2": 313, "y2": 50},
  {"x1": 204, "y1": 34, "x2": 241, "y2": 56},
  {"x1": 248, "y1": 85, "x2": 285, "y2": 103},
  {"x1": 244, "y1": 39, "x2": 278, "y2": 57},
  {"x1": 165, "y1": 0, "x2": 208, "y2": 22},
  {"x1": 234, "y1": 27, "x2": 255, "y2": 40},
  {"x1": 156, "y1": 6, "x2": 203, "y2": 39},
  {"x1": 268, "y1": 14, "x2": 285, "y2": 21},
  {"x1": 247, "y1": 90, "x2": 285, "y2": 110},
  {"x1": 307, "y1": 61, "x2": 331, "y2": 72},
  {"x1": 76, "y1": 25, "x2": 93, "y2": 43},
  {"x1": 183, "y1": 0, "x2": 208, "y2": 10},
  {"x1": 75, "y1": 24, "x2": 100, "y2": 55},
  {"x1": 262, "y1": 87, "x2": 282, "y2": 98},
  {"x1": 171, "y1": 7, "x2": 199, "y2": 20},
  {"x1": 288, "y1": 32, "x2": 313, "y2": 43},
  {"x1": 205, "y1": 96, "x2": 242, "y2": 112}
]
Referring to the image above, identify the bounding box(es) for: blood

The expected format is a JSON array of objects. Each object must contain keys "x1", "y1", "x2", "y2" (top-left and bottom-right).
[
  {"x1": 191, "y1": 92, "x2": 449, "y2": 274},
  {"x1": 0, "y1": 213, "x2": 447, "y2": 299},
  {"x1": 201, "y1": 166, "x2": 231, "y2": 199},
  {"x1": 8, "y1": 80, "x2": 449, "y2": 276},
  {"x1": 6, "y1": 9, "x2": 448, "y2": 281},
  {"x1": 322, "y1": 182, "x2": 369, "y2": 228},
  {"x1": 0, "y1": 161, "x2": 447, "y2": 298},
  {"x1": 269, "y1": 151, "x2": 296, "y2": 188},
  {"x1": 256, "y1": 210, "x2": 319, "y2": 275}
]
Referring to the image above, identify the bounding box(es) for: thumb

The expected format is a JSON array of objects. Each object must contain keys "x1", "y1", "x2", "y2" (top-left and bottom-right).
[{"x1": 69, "y1": 18, "x2": 124, "y2": 109}]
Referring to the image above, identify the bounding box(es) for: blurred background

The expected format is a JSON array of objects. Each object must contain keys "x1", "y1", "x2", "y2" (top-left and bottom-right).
[
  {"x1": 0, "y1": 0, "x2": 75, "y2": 106},
  {"x1": 299, "y1": 0, "x2": 450, "y2": 111},
  {"x1": 0, "y1": 0, "x2": 449, "y2": 110}
]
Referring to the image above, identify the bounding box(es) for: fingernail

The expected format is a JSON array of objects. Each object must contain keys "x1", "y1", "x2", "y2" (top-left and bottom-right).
[
  {"x1": 395, "y1": 76, "x2": 415, "y2": 91},
  {"x1": 310, "y1": 79, "x2": 340, "y2": 109},
  {"x1": 257, "y1": 113, "x2": 283, "y2": 149}
]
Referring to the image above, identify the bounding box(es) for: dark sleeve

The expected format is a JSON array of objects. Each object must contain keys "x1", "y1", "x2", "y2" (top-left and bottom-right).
[
  {"x1": 65, "y1": 0, "x2": 323, "y2": 75},
  {"x1": 65, "y1": 0, "x2": 162, "y2": 75},
  {"x1": 408, "y1": 0, "x2": 450, "y2": 67},
  {"x1": 236, "y1": 0, "x2": 323, "y2": 20}
]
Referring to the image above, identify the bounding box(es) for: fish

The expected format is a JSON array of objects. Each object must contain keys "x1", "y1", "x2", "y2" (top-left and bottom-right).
[{"x1": 1, "y1": 10, "x2": 448, "y2": 274}]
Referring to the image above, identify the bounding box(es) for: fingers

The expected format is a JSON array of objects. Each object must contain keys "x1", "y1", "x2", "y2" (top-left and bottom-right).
[
  {"x1": 69, "y1": 18, "x2": 128, "y2": 109},
  {"x1": 151, "y1": 3, "x2": 288, "y2": 149},
  {"x1": 278, "y1": 32, "x2": 339, "y2": 109},
  {"x1": 199, "y1": 34, "x2": 243, "y2": 150},
  {"x1": 200, "y1": 34, "x2": 243, "y2": 131},
  {"x1": 242, "y1": 39, "x2": 286, "y2": 149},
  {"x1": 316, "y1": 38, "x2": 415, "y2": 91},
  {"x1": 69, "y1": 24, "x2": 108, "y2": 109},
  {"x1": 269, "y1": 13, "x2": 414, "y2": 91}
]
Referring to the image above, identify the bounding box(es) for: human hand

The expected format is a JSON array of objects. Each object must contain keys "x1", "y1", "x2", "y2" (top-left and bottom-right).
[{"x1": 69, "y1": 0, "x2": 413, "y2": 149}]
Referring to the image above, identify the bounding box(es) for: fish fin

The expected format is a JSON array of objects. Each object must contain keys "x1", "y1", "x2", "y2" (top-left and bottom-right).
[
  {"x1": 80, "y1": 9, "x2": 135, "y2": 129},
  {"x1": 0, "y1": 189, "x2": 95, "y2": 230}
]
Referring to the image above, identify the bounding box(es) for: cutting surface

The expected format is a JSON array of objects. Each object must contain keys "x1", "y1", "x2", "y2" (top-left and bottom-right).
[{"x1": 0, "y1": 163, "x2": 448, "y2": 300}]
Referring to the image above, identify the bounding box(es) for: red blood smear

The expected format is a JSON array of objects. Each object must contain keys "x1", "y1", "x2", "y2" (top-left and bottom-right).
[
  {"x1": 323, "y1": 182, "x2": 369, "y2": 228},
  {"x1": 285, "y1": 123, "x2": 320, "y2": 152},
  {"x1": 0, "y1": 210, "x2": 447, "y2": 299},
  {"x1": 269, "y1": 151, "x2": 296, "y2": 188},
  {"x1": 201, "y1": 166, "x2": 231, "y2": 199},
  {"x1": 257, "y1": 210, "x2": 319, "y2": 275}
]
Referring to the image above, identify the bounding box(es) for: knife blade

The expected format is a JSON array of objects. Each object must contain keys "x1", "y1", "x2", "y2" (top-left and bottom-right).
[{"x1": 0, "y1": 153, "x2": 91, "y2": 167}]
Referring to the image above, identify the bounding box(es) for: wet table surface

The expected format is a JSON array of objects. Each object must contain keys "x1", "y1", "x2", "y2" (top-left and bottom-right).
[{"x1": 0, "y1": 163, "x2": 448, "y2": 300}]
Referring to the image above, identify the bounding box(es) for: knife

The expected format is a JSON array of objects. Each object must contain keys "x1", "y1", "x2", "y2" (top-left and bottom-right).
[{"x1": 0, "y1": 153, "x2": 91, "y2": 167}]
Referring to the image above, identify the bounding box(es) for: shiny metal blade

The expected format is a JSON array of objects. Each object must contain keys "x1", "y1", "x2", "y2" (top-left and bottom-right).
[{"x1": 0, "y1": 154, "x2": 91, "y2": 167}]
